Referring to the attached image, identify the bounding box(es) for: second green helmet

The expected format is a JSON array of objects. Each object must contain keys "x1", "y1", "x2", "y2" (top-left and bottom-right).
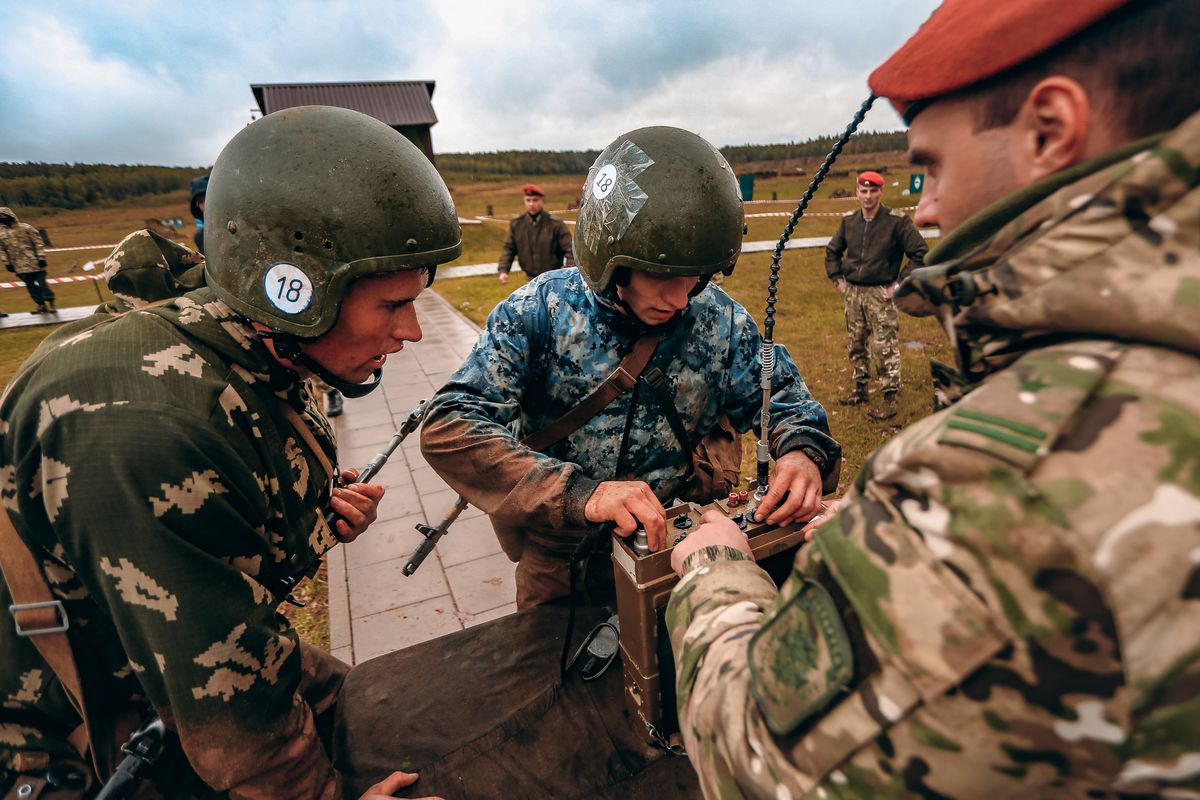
[
  {"x1": 574, "y1": 126, "x2": 744, "y2": 294},
  {"x1": 204, "y1": 105, "x2": 462, "y2": 337}
]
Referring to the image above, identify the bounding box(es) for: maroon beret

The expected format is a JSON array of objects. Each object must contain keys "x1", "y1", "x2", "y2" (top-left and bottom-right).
[
  {"x1": 522, "y1": 184, "x2": 545, "y2": 197},
  {"x1": 869, "y1": 0, "x2": 1132, "y2": 121},
  {"x1": 857, "y1": 171, "x2": 884, "y2": 187}
]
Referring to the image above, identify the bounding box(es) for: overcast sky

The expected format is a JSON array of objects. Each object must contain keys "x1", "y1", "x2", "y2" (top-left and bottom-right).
[{"x1": 0, "y1": 1, "x2": 939, "y2": 167}]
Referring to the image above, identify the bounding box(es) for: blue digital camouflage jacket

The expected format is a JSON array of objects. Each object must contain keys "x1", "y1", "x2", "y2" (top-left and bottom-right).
[{"x1": 421, "y1": 268, "x2": 839, "y2": 535}]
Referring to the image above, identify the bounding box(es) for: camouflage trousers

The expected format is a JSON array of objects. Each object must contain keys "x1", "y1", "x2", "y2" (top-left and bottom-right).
[{"x1": 843, "y1": 283, "x2": 900, "y2": 394}]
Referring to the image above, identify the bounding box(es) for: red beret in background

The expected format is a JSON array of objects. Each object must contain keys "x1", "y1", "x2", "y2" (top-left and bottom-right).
[
  {"x1": 522, "y1": 184, "x2": 546, "y2": 197},
  {"x1": 869, "y1": 0, "x2": 1132, "y2": 121},
  {"x1": 857, "y1": 171, "x2": 884, "y2": 187}
]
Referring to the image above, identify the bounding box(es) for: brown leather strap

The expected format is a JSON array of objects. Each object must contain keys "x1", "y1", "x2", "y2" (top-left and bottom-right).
[
  {"x1": 521, "y1": 333, "x2": 660, "y2": 453},
  {"x1": 0, "y1": 510, "x2": 99, "y2": 776}
]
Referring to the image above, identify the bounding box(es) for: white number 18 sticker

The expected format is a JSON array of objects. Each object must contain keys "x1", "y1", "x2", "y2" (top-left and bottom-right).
[
  {"x1": 263, "y1": 262, "x2": 314, "y2": 315},
  {"x1": 592, "y1": 164, "x2": 618, "y2": 199}
]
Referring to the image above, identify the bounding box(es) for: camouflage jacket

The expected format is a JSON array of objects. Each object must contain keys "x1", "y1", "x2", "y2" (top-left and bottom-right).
[
  {"x1": 422, "y1": 268, "x2": 838, "y2": 538},
  {"x1": 0, "y1": 208, "x2": 47, "y2": 275},
  {"x1": 667, "y1": 110, "x2": 1200, "y2": 799},
  {"x1": 0, "y1": 286, "x2": 346, "y2": 799}
]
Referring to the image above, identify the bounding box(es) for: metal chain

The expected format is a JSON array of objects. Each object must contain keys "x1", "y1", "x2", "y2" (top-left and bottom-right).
[{"x1": 756, "y1": 94, "x2": 877, "y2": 490}]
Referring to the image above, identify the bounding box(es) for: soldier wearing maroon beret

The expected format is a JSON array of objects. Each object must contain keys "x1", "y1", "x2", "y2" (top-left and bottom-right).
[
  {"x1": 497, "y1": 183, "x2": 576, "y2": 285},
  {"x1": 666, "y1": 0, "x2": 1200, "y2": 797},
  {"x1": 825, "y1": 169, "x2": 927, "y2": 419}
]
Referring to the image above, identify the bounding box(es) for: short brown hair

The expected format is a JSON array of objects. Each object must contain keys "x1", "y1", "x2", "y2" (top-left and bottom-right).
[{"x1": 968, "y1": 0, "x2": 1200, "y2": 138}]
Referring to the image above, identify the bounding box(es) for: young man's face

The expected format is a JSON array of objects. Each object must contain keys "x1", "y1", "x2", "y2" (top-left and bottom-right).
[
  {"x1": 616, "y1": 270, "x2": 699, "y2": 326},
  {"x1": 524, "y1": 194, "x2": 544, "y2": 215},
  {"x1": 856, "y1": 183, "x2": 882, "y2": 214},
  {"x1": 300, "y1": 270, "x2": 426, "y2": 383},
  {"x1": 909, "y1": 96, "x2": 1020, "y2": 235}
]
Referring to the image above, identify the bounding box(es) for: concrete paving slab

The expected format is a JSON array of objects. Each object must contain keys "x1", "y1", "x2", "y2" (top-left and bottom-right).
[
  {"x1": 463, "y1": 602, "x2": 518, "y2": 628},
  {"x1": 348, "y1": 555, "x2": 450, "y2": 619},
  {"x1": 444, "y1": 553, "x2": 518, "y2": 616},
  {"x1": 343, "y1": 513, "x2": 427, "y2": 570},
  {"x1": 352, "y1": 596, "x2": 462, "y2": 662},
  {"x1": 432, "y1": 514, "x2": 504, "y2": 568}
]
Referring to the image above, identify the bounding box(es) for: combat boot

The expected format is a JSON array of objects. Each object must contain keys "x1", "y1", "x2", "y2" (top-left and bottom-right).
[
  {"x1": 32, "y1": 304, "x2": 47, "y2": 315},
  {"x1": 837, "y1": 383, "x2": 868, "y2": 406},
  {"x1": 869, "y1": 391, "x2": 898, "y2": 420},
  {"x1": 325, "y1": 390, "x2": 344, "y2": 418},
  {"x1": 45, "y1": 301, "x2": 57, "y2": 313}
]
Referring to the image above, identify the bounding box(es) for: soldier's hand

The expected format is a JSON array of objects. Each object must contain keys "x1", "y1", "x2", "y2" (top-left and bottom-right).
[
  {"x1": 498, "y1": 272, "x2": 509, "y2": 285},
  {"x1": 331, "y1": 468, "x2": 385, "y2": 543},
  {"x1": 360, "y1": 770, "x2": 443, "y2": 800},
  {"x1": 671, "y1": 509, "x2": 751, "y2": 577},
  {"x1": 585, "y1": 481, "x2": 667, "y2": 550},
  {"x1": 836, "y1": 279, "x2": 847, "y2": 295},
  {"x1": 802, "y1": 498, "x2": 842, "y2": 542},
  {"x1": 753, "y1": 450, "x2": 823, "y2": 526}
]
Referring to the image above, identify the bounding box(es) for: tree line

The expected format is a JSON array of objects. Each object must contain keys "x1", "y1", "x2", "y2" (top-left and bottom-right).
[
  {"x1": 438, "y1": 130, "x2": 908, "y2": 178},
  {"x1": 0, "y1": 163, "x2": 205, "y2": 211},
  {"x1": 1, "y1": 128, "x2": 909, "y2": 211}
]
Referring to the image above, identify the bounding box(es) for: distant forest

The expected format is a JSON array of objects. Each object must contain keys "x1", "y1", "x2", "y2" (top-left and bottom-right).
[
  {"x1": 1, "y1": 130, "x2": 908, "y2": 211},
  {"x1": 439, "y1": 130, "x2": 908, "y2": 177},
  {"x1": 0, "y1": 163, "x2": 203, "y2": 212}
]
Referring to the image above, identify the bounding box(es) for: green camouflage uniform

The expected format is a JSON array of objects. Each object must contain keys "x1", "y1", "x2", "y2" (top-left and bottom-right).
[
  {"x1": 0, "y1": 207, "x2": 55, "y2": 309},
  {"x1": 0, "y1": 245, "x2": 347, "y2": 798},
  {"x1": 666, "y1": 111, "x2": 1200, "y2": 798}
]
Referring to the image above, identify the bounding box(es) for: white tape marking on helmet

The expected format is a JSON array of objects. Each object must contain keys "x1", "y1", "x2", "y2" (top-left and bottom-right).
[{"x1": 264, "y1": 262, "x2": 314, "y2": 315}]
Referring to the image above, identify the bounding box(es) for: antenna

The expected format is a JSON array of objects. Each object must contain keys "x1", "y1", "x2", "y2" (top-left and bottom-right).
[{"x1": 755, "y1": 94, "x2": 877, "y2": 498}]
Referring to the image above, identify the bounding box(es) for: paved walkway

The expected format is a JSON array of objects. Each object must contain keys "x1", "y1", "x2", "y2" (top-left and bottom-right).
[{"x1": 326, "y1": 292, "x2": 513, "y2": 665}]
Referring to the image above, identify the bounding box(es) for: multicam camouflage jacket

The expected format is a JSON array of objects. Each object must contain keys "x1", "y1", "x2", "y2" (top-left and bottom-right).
[
  {"x1": 0, "y1": 281, "x2": 347, "y2": 799},
  {"x1": 0, "y1": 207, "x2": 47, "y2": 275},
  {"x1": 422, "y1": 268, "x2": 839, "y2": 539},
  {"x1": 667, "y1": 110, "x2": 1200, "y2": 799}
]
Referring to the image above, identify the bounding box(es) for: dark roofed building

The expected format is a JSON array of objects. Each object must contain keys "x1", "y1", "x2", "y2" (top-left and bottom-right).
[{"x1": 251, "y1": 81, "x2": 440, "y2": 163}]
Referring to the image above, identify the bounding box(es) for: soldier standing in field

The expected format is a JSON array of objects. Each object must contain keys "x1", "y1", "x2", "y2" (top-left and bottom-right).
[
  {"x1": 666, "y1": 0, "x2": 1200, "y2": 797},
  {"x1": 0, "y1": 207, "x2": 56, "y2": 315},
  {"x1": 825, "y1": 171, "x2": 927, "y2": 419},
  {"x1": 0, "y1": 107, "x2": 456, "y2": 799},
  {"x1": 497, "y1": 183, "x2": 575, "y2": 284}
]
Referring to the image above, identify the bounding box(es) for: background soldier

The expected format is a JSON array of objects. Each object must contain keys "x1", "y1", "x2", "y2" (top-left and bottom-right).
[
  {"x1": 0, "y1": 107, "x2": 458, "y2": 799},
  {"x1": 496, "y1": 183, "x2": 575, "y2": 284},
  {"x1": 825, "y1": 171, "x2": 927, "y2": 419},
  {"x1": 666, "y1": 0, "x2": 1200, "y2": 796},
  {"x1": 0, "y1": 206, "x2": 56, "y2": 314},
  {"x1": 188, "y1": 175, "x2": 208, "y2": 255},
  {"x1": 423, "y1": 126, "x2": 839, "y2": 609}
]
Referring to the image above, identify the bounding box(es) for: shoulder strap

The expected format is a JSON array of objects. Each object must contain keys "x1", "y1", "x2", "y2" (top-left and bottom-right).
[
  {"x1": 640, "y1": 367, "x2": 699, "y2": 480},
  {"x1": 276, "y1": 399, "x2": 335, "y2": 483},
  {"x1": 521, "y1": 333, "x2": 661, "y2": 452},
  {"x1": 0, "y1": 509, "x2": 101, "y2": 773}
]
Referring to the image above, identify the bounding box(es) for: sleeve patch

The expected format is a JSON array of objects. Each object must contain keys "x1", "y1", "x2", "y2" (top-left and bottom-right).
[{"x1": 748, "y1": 577, "x2": 853, "y2": 735}]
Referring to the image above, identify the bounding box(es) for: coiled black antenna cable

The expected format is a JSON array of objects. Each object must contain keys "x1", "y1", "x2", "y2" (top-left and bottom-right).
[{"x1": 755, "y1": 94, "x2": 878, "y2": 495}]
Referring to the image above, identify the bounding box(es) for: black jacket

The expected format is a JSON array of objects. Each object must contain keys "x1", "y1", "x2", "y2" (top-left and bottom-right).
[
  {"x1": 825, "y1": 205, "x2": 927, "y2": 285},
  {"x1": 498, "y1": 211, "x2": 575, "y2": 277}
]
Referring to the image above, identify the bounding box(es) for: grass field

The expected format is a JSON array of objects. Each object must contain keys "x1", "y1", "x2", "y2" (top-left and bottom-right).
[{"x1": 0, "y1": 150, "x2": 947, "y2": 650}]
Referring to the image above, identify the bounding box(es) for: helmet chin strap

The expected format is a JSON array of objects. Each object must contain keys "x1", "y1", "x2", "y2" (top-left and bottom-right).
[{"x1": 261, "y1": 331, "x2": 383, "y2": 399}]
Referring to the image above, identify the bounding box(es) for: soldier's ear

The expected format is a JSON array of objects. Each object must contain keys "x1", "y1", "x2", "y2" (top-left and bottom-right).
[{"x1": 1018, "y1": 77, "x2": 1092, "y2": 182}]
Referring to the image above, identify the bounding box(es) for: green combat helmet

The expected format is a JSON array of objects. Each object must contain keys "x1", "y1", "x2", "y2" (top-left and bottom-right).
[
  {"x1": 204, "y1": 105, "x2": 462, "y2": 395},
  {"x1": 574, "y1": 126, "x2": 744, "y2": 295}
]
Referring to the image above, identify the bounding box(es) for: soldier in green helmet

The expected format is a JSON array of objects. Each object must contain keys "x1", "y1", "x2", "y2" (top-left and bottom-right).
[
  {"x1": 422, "y1": 126, "x2": 840, "y2": 609},
  {"x1": 0, "y1": 106, "x2": 456, "y2": 799}
]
